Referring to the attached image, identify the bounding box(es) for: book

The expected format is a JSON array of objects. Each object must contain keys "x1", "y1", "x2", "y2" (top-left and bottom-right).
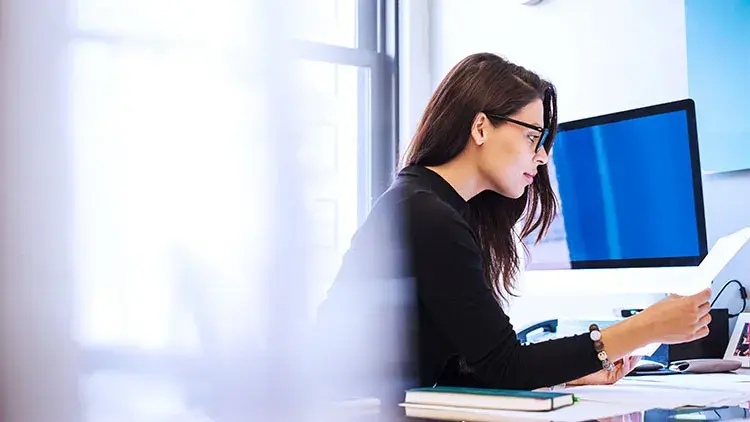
[
  {"x1": 403, "y1": 386, "x2": 575, "y2": 412},
  {"x1": 403, "y1": 403, "x2": 527, "y2": 422}
]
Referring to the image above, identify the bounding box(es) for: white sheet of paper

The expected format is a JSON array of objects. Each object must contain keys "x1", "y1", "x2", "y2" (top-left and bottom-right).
[
  {"x1": 630, "y1": 227, "x2": 750, "y2": 357},
  {"x1": 687, "y1": 227, "x2": 750, "y2": 294},
  {"x1": 563, "y1": 383, "x2": 750, "y2": 408},
  {"x1": 621, "y1": 374, "x2": 750, "y2": 391},
  {"x1": 631, "y1": 342, "x2": 661, "y2": 357}
]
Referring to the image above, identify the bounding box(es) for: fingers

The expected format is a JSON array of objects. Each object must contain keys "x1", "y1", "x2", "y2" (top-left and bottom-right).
[
  {"x1": 698, "y1": 310, "x2": 712, "y2": 327},
  {"x1": 691, "y1": 307, "x2": 712, "y2": 334},
  {"x1": 684, "y1": 325, "x2": 710, "y2": 342},
  {"x1": 680, "y1": 309, "x2": 712, "y2": 343},
  {"x1": 691, "y1": 289, "x2": 711, "y2": 322},
  {"x1": 622, "y1": 356, "x2": 640, "y2": 374},
  {"x1": 607, "y1": 356, "x2": 641, "y2": 385},
  {"x1": 611, "y1": 360, "x2": 630, "y2": 384},
  {"x1": 690, "y1": 287, "x2": 711, "y2": 304},
  {"x1": 693, "y1": 325, "x2": 710, "y2": 341}
]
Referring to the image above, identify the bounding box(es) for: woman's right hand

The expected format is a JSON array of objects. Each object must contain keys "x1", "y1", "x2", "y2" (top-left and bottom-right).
[{"x1": 637, "y1": 288, "x2": 712, "y2": 344}]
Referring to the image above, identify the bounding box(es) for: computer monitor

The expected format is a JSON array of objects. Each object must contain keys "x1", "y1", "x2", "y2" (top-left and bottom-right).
[{"x1": 520, "y1": 99, "x2": 708, "y2": 296}]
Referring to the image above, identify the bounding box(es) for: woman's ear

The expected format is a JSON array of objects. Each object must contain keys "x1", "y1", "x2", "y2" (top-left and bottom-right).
[{"x1": 471, "y1": 112, "x2": 489, "y2": 146}]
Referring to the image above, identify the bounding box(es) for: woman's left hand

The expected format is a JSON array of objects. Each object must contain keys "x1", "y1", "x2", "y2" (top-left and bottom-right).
[{"x1": 566, "y1": 356, "x2": 641, "y2": 386}]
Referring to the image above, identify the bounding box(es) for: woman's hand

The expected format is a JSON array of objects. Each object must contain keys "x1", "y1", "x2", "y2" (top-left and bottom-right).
[
  {"x1": 636, "y1": 288, "x2": 712, "y2": 344},
  {"x1": 566, "y1": 356, "x2": 641, "y2": 386},
  {"x1": 594, "y1": 289, "x2": 712, "y2": 368}
]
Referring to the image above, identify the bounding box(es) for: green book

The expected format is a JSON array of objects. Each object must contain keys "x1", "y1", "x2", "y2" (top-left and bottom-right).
[{"x1": 403, "y1": 386, "x2": 575, "y2": 412}]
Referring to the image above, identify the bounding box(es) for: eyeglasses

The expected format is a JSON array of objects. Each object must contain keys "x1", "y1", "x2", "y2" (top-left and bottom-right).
[{"x1": 486, "y1": 114, "x2": 550, "y2": 152}]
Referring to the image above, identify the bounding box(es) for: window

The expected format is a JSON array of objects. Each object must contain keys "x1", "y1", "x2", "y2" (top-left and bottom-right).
[{"x1": 70, "y1": 0, "x2": 397, "y2": 419}]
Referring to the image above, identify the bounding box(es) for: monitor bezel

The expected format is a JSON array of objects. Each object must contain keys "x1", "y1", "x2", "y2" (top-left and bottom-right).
[{"x1": 550, "y1": 98, "x2": 708, "y2": 270}]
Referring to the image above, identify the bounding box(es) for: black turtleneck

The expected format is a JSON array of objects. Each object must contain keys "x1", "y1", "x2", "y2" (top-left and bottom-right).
[{"x1": 316, "y1": 165, "x2": 602, "y2": 395}]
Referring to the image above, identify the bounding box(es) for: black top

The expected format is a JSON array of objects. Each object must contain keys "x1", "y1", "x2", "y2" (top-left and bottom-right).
[{"x1": 316, "y1": 165, "x2": 602, "y2": 396}]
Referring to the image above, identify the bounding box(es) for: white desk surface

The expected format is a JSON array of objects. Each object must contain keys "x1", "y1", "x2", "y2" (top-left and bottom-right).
[{"x1": 401, "y1": 369, "x2": 750, "y2": 422}]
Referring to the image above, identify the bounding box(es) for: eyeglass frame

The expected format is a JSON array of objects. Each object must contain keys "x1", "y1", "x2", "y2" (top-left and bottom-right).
[{"x1": 484, "y1": 114, "x2": 550, "y2": 152}]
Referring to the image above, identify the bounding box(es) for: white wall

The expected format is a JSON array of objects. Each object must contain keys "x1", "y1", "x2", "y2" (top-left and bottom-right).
[
  {"x1": 405, "y1": 0, "x2": 750, "y2": 330},
  {"x1": 429, "y1": 0, "x2": 689, "y2": 123}
]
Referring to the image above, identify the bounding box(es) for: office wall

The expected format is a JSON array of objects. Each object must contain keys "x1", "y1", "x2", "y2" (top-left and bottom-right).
[
  {"x1": 410, "y1": 0, "x2": 750, "y2": 329},
  {"x1": 429, "y1": 0, "x2": 690, "y2": 123},
  {"x1": 685, "y1": 0, "x2": 750, "y2": 173}
]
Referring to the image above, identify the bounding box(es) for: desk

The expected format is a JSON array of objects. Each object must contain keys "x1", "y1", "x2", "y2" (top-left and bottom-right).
[
  {"x1": 402, "y1": 403, "x2": 750, "y2": 422},
  {"x1": 400, "y1": 369, "x2": 750, "y2": 422}
]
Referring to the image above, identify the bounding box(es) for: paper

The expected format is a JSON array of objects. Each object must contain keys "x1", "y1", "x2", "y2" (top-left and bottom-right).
[
  {"x1": 617, "y1": 372, "x2": 750, "y2": 408},
  {"x1": 631, "y1": 342, "x2": 661, "y2": 357},
  {"x1": 631, "y1": 227, "x2": 750, "y2": 356},
  {"x1": 689, "y1": 227, "x2": 750, "y2": 294},
  {"x1": 621, "y1": 373, "x2": 750, "y2": 396},
  {"x1": 562, "y1": 383, "x2": 750, "y2": 408},
  {"x1": 625, "y1": 373, "x2": 750, "y2": 386}
]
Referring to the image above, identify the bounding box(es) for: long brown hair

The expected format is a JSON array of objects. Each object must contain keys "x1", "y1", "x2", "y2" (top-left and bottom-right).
[{"x1": 401, "y1": 52, "x2": 559, "y2": 303}]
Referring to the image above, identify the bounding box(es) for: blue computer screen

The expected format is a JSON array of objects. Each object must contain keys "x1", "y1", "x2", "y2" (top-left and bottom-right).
[{"x1": 527, "y1": 110, "x2": 702, "y2": 269}]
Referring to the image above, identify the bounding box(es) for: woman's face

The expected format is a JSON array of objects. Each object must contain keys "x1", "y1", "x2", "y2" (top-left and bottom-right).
[{"x1": 473, "y1": 99, "x2": 550, "y2": 199}]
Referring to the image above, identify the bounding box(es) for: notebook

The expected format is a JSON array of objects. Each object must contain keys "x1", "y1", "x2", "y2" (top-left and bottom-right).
[
  {"x1": 403, "y1": 386, "x2": 575, "y2": 412},
  {"x1": 402, "y1": 403, "x2": 551, "y2": 422}
]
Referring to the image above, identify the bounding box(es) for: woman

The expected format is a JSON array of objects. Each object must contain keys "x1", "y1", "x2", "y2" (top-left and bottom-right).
[{"x1": 316, "y1": 52, "x2": 711, "y2": 394}]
